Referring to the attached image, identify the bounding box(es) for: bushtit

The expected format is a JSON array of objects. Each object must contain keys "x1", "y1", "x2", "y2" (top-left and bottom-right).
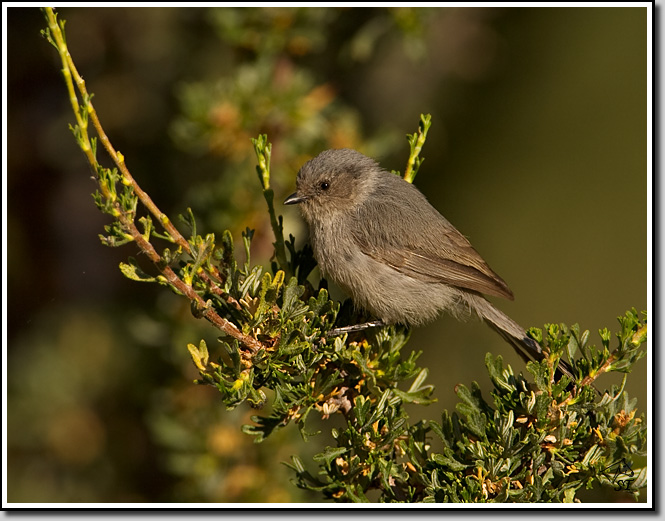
[{"x1": 284, "y1": 149, "x2": 572, "y2": 379}]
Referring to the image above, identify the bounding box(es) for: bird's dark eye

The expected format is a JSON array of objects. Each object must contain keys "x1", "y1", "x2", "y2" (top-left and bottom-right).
[{"x1": 319, "y1": 181, "x2": 330, "y2": 191}]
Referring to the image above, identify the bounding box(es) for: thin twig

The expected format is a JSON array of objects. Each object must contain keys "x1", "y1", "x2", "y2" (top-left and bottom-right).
[
  {"x1": 252, "y1": 136, "x2": 289, "y2": 275},
  {"x1": 46, "y1": 9, "x2": 224, "y2": 286},
  {"x1": 403, "y1": 113, "x2": 432, "y2": 183},
  {"x1": 43, "y1": 8, "x2": 262, "y2": 354}
]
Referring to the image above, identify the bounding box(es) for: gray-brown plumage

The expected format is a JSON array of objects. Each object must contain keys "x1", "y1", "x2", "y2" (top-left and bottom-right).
[{"x1": 284, "y1": 149, "x2": 573, "y2": 379}]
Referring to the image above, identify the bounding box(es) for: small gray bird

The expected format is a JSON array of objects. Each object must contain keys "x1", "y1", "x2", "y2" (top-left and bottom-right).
[{"x1": 284, "y1": 149, "x2": 573, "y2": 379}]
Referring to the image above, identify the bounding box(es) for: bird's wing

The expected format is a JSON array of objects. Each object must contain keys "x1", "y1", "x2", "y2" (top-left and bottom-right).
[{"x1": 349, "y1": 182, "x2": 514, "y2": 300}]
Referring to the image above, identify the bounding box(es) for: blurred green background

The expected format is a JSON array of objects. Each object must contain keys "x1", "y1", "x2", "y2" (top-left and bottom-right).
[{"x1": 7, "y1": 6, "x2": 647, "y2": 503}]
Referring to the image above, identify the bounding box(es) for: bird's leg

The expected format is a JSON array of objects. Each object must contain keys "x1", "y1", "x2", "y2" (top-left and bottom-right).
[{"x1": 327, "y1": 320, "x2": 386, "y2": 337}]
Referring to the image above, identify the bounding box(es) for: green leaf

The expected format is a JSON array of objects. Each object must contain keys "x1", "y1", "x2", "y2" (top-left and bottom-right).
[
  {"x1": 119, "y1": 257, "x2": 165, "y2": 284},
  {"x1": 312, "y1": 447, "x2": 347, "y2": 465},
  {"x1": 187, "y1": 339, "x2": 209, "y2": 370},
  {"x1": 431, "y1": 452, "x2": 467, "y2": 472}
]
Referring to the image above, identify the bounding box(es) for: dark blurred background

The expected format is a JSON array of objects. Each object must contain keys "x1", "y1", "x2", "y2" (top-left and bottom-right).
[{"x1": 6, "y1": 6, "x2": 647, "y2": 503}]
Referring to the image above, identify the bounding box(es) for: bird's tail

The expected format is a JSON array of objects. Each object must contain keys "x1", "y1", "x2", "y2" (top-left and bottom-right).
[{"x1": 463, "y1": 292, "x2": 575, "y2": 381}]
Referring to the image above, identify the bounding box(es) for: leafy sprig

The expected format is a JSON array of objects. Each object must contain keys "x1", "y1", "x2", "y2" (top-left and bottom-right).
[
  {"x1": 289, "y1": 311, "x2": 647, "y2": 502},
  {"x1": 42, "y1": 7, "x2": 262, "y2": 354},
  {"x1": 402, "y1": 113, "x2": 431, "y2": 183}
]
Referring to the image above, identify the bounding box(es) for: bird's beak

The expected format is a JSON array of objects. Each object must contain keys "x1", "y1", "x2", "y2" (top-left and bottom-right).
[{"x1": 284, "y1": 192, "x2": 308, "y2": 205}]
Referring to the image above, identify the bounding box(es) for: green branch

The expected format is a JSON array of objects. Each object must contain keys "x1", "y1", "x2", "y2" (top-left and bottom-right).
[
  {"x1": 252, "y1": 135, "x2": 289, "y2": 276},
  {"x1": 41, "y1": 7, "x2": 262, "y2": 354},
  {"x1": 403, "y1": 113, "x2": 431, "y2": 183}
]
